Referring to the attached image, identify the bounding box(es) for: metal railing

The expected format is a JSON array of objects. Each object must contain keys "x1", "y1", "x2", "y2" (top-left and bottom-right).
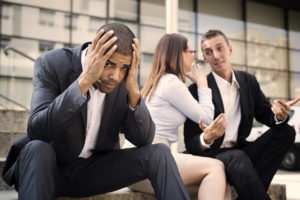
[{"x1": 0, "y1": 46, "x2": 36, "y2": 110}]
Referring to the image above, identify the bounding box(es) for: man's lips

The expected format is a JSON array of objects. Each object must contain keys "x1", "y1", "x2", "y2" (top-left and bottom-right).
[
  {"x1": 101, "y1": 81, "x2": 117, "y2": 89},
  {"x1": 214, "y1": 61, "x2": 225, "y2": 67}
]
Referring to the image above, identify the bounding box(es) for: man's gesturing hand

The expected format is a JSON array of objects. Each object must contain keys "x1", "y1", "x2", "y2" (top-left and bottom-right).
[
  {"x1": 78, "y1": 29, "x2": 118, "y2": 95},
  {"x1": 272, "y1": 97, "x2": 300, "y2": 121},
  {"x1": 125, "y1": 38, "x2": 141, "y2": 109},
  {"x1": 199, "y1": 113, "x2": 226, "y2": 145}
]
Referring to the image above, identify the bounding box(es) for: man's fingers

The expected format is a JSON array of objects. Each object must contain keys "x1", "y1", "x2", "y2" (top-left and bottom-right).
[
  {"x1": 198, "y1": 118, "x2": 207, "y2": 130},
  {"x1": 133, "y1": 38, "x2": 141, "y2": 56},
  {"x1": 98, "y1": 36, "x2": 118, "y2": 58},
  {"x1": 275, "y1": 100, "x2": 289, "y2": 111},
  {"x1": 91, "y1": 29, "x2": 105, "y2": 51},
  {"x1": 286, "y1": 97, "x2": 300, "y2": 107},
  {"x1": 131, "y1": 43, "x2": 139, "y2": 69},
  {"x1": 103, "y1": 44, "x2": 117, "y2": 60},
  {"x1": 95, "y1": 30, "x2": 115, "y2": 53}
]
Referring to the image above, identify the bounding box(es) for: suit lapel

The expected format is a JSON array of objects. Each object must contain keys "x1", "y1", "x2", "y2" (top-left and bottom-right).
[
  {"x1": 207, "y1": 73, "x2": 225, "y2": 149},
  {"x1": 208, "y1": 73, "x2": 224, "y2": 114},
  {"x1": 70, "y1": 42, "x2": 90, "y2": 133},
  {"x1": 234, "y1": 71, "x2": 249, "y2": 142}
]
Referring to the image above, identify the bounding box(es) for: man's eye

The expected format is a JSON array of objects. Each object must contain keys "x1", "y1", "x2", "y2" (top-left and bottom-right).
[
  {"x1": 205, "y1": 51, "x2": 212, "y2": 56},
  {"x1": 121, "y1": 66, "x2": 130, "y2": 71},
  {"x1": 105, "y1": 62, "x2": 113, "y2": 67}
]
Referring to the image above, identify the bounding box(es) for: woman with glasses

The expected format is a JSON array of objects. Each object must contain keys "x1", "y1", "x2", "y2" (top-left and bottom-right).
[{"x1": 124, "y1": 33, "x2": 230, "y2": 200}]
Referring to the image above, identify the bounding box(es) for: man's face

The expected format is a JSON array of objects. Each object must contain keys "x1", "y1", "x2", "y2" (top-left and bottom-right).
[
  {"x1": 94, "y1": 52, "x2": 132, "y2": 93},
  {"x1": 201, "y1": 35, "x2": 232, "y2": 75}
]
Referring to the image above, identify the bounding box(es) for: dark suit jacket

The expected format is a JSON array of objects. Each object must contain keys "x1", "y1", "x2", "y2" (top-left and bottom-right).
[
  {"x1": 2, "y1": 42, "x2": 155, "y2": 186},
  {"x1": 184, "y1": 70, "x2": 286, "y2": 156}
]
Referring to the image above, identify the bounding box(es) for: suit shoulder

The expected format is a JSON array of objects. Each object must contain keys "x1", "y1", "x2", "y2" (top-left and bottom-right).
[
  {"x1": 36, "y1": 47, "x2": 74, "y2": 65},
  {"x1": 234, "y1": 70, "x2": 257, "y2": 83},
  {"x1": 187, "y1": 83, "x2": 198, "y2": 99}
]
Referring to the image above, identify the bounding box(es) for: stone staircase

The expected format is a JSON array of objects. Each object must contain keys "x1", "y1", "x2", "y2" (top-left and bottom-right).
[{"x1": 0, "y1": 108, "x2": 287, "y2": 200}]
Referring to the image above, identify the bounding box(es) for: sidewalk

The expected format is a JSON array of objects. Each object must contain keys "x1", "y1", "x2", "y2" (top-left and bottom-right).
[
  {"x1": 271, "y1": 170, "x2": 300, "y2": 200},
  {"x1": 1, "y1": 170, "x2": 299, "y2": 200}
]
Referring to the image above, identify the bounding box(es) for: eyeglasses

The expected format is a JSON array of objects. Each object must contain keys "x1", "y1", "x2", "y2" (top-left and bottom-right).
[{"x1": 183, "y1": 50, "x2": 196, "y2": 55}]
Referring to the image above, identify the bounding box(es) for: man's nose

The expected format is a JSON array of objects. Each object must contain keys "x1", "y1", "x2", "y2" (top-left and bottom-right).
[
  {"x1": 109, "y1": 68, "x2": 120, "y2": 80},
  {"x1": 213, "y1": 51, "x2": 220, "y2": 59}
]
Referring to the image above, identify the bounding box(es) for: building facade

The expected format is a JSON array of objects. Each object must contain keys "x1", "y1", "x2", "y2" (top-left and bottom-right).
[{"x1": 0, "y1": 0, "x2": 300, "y2": 109}]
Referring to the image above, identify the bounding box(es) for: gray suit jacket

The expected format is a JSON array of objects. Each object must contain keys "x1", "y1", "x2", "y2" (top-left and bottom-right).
[{"x1": 2, "y1": 42, "x2": 155, "y2": 185}]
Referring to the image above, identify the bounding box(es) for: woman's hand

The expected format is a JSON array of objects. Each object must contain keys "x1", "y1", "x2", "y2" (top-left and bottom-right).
[{"x1": 186, "y1": 63, "x2": 208, "y2": 88}]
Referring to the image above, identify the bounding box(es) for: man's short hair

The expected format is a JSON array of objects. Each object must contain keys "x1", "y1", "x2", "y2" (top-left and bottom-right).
[
  {"x1": 97, "y1": 23, "x2": 135, "y2": 56},
  {"x1": 201, "y1": 29, "x2": 230, "y2": 50}
]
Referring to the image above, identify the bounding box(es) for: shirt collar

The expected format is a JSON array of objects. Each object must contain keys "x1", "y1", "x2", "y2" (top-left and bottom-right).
[{"x1": 212, "y1": 70, "x2": 240, "y2": 92}]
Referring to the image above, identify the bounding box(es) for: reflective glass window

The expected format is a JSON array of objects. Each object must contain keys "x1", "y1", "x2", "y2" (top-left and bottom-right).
[
  {"x1": 248, "y1": 68, "x2": 288, "y2": 99},
  {"x1": 247, "y1": 44, "x2": 287, "y2": 70},
  {"x1": 247, "y1": 2, "x2": 286, "y2": 47},
  {"x1": 140, "y1": 26, "x2": 165, "y2": 53},
  {"x1": 109, "y1": 0, "x2": 138, "y2": 21},
  {"x1": 141, "y1": 0, "x2": 165, "y2": 27},
  {"x1": 73, "y1": 0, "x2": 106, "y2": 17},
  {"x1": 289, "y1": 11, "x2": 300, "y2": 49},
  {"x1": 197, "y1": 0, "x2": 244, "y2": 40},
  {"x1": 289, "y1": 50, "x2": 300, "y2": 72},
  {"x1": 290, "y1": 72, "x2": 300, "y2": 102},
  {"x1": 179, "y1": 0, "x2": 196, "y2": 32}
]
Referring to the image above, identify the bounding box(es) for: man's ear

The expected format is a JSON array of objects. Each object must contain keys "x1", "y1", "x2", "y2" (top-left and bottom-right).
[
  {"x1": 229, "y1": 45, "x2": 233, "y2": 56},
  {"x1": 203, "y1": 53, "x2": 207, "y2": 61}
]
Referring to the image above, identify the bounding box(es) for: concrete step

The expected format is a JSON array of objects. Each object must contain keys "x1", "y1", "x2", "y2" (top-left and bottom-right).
[
  {"x1": 0, "y1": 159, "x2": 14, "y2": 190},
  {"x1": 0, "y1": 132, "x2": 26, "y2": 158},
  {"x1": 0, "y1": 108, "x2": 28, "y2": 158},
  {"x1": 0, "y1": 108, "x2": 28, "y2": 133},
  {"x1": 56, "y1": 184, "x2": 286, "y2": 200},
  {"x1": 56, "y1": 188, "x2": 156, "y2": 200}
]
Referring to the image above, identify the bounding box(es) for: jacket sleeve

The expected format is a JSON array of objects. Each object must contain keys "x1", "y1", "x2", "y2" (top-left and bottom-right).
[
  {"x1": 183, "y1": 84, "x2": 205, "y2": 155},
  {"x1": 27, "y1": 55, "x2": 87, "y2": 142},
  {"x1": 123, "y1": 97, "x2": 155, "y2": 147},
  {"x1": 249, "y1": 74, "x2": 287, "y2": 128}
]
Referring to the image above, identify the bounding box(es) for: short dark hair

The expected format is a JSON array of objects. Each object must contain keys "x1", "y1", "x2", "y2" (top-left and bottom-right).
[
  {"x1": 97, "y1": 23, "x2": 135, "y2": 56},
  {"x1": 201, "y1": 29, "x2": 230, "y2": 51}
]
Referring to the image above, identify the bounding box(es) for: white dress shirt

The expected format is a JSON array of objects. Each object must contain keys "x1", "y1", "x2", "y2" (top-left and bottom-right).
[
  {"x1": 200, "y1": 71, "x2": 241, "y2": 149},
  {"x1": 79, "y1": 48, "x2": 106, "y2": 158}
]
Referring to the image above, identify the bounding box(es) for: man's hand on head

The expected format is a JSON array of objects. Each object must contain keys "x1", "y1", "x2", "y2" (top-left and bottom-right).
[
  {"x1": 125, "y1": 38, "x2": 141, "y2": 109},
  {"x1": 78, "y1": 29, "x2": 117, "y2": 95},
  {"x1": 272, "y1": 97, "x2": 300, "y2": 121}
]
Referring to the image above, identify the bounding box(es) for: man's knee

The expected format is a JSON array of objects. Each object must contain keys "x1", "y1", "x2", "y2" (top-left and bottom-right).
[
  {"x1": 217, "y1": 150, "x2": 254, "y2": 180},
  {"x1": 143, "y1": 143, "x2": 173, "y2": 166},
  {"x1": 283, "y1": 124, "x2": 296, "y2": 143},
  {"x1": 272, "y1": 124, "x2": 296, "y2": 144},
  {"x1": 20, "y1": 140, "x2": 56, "y2": 164}
]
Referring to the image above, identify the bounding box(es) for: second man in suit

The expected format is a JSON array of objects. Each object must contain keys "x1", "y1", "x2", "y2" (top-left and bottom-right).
[{"x1": 184, "y1": 29, "x2": 300, "y2": 200}]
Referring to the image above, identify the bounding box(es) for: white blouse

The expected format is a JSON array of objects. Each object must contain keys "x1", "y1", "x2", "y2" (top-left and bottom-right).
[{"x1": 146, "y1": 74, "x2": 214, "y2": 143}]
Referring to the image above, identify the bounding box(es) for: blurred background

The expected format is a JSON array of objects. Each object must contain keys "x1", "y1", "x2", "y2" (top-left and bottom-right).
[
  {"x1": 1, "y1": 1, "x2": 300, "y2": 199},
  {"x1": 0, "y1": 0, "x2": 300, "y2": 110}
]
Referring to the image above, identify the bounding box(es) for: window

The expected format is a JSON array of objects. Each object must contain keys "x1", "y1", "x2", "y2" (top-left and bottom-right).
[
  {"x1": 39, "y1": 9, "x2": 55, "y2": 27},
  {"x1": 197, "y1": 0, "x2": 244, "y2": 40},
  {"x1": 109, "y1": 0, "x2": 138, "y2": 20},
  {"x1": 64, "y1": 14, "x2": 78, "y2": 30},
  {"x1": 2, "y1": 5, "x2": 11, "y2": 20},
  {"x1": 39, "y1": 41, "x2": 54, "y2": 54},
  {"x1": 88, "y1": 17, "x2": 105, "y2": 33},
  {"x1": 141, "y1": 0, "x2": 165, "y2": 27},
  {"x1": 247, "y1": 2, "x2": 286, "y2": 47}
]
